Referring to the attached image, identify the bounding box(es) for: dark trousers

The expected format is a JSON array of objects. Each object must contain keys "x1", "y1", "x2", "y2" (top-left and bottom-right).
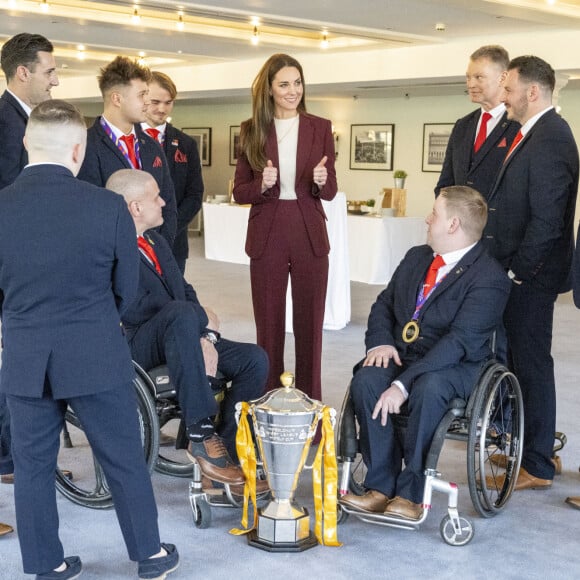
[
  {"x1": 7, "y1": 383, "x2": 161, "y2": 574},
  {"x1": 250, "y1": 200, "x2": 328, "y2": 400},
  {"x1": 503, "y1": 282, "x2": 557, "y2": 479},
  {"x1": 350, "y1": 364, "x2": 473, "y2": 504},
  {"x1": 128, "y1": 301, "x2": 268, "y2": 458},
  {"x1": 0, "y1": 394, "x2": 13, "y2": 475}
]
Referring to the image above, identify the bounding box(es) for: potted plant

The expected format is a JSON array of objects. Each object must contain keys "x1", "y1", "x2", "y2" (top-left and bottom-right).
[{"x1": 394, "y1": 169, "x2": 407, "y2": 189}]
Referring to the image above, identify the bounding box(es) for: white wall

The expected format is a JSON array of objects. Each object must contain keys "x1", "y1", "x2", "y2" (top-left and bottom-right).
[{"x1": 78, "y1": 85, "x2": 580, "y2": 220}]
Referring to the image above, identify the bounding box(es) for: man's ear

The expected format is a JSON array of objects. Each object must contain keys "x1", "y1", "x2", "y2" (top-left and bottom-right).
[
  {"x1": 71, "y1": 142, "x2": 84, "y2": 165},
  {"x1": 448, "y1": 216, "x2": 461, "y2": 234},
  {"x1": 127, "y1": 199, "x2": 140, "y2": 219}
]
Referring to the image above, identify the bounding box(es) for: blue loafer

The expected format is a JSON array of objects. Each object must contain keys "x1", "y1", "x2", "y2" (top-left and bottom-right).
[
  {"x1": 36, "y1": 556, "x2": 82, "y2": 580},
  {"x1": 138, "y1": 543, "x2": 179, "y2": 580}
]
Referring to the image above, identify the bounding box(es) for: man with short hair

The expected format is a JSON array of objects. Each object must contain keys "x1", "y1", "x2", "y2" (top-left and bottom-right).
[
  {"x1": 340, "y1": 186, "x2": 510, "y2": 520},
  {"x1": 483, "y1": 55, "x2": 579, "y2": 491},
  {"x1": 107, "y1": 169, "x2": 268, "y2": 488},
  {"x1": 435, "y1": 45, "x2": 520, "y2": 198},
  {"x1": 0, "y1": 32, "x2": 59, "y2": 535},
  {"x1": 78, "y1": 56, "x2": 177, "y2": 246},
  {"x1": 0, "y1": 100, "x2": 178, "y2": 579},
  {"x1": 142, "y1": 71, "x2": 204, "y2": 273}
]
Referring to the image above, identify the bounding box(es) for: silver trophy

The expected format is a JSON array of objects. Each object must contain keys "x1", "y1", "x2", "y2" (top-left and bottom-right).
[{"x1": 244, "y1": 372, "x2": 326, "y2": 552}]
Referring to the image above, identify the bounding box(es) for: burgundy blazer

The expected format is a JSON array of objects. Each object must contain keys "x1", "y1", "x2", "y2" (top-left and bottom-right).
[{"x1": 233, "y1": 113, "x2": 337, "y2": 259}]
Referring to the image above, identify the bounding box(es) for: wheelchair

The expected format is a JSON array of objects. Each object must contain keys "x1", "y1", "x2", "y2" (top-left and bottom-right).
[
  {"x1": 336, "y1": 359, "x2": 524, "y2": 546},
  {"x1": 55, "y1": 362, "x2": 268, "y2": 528}
]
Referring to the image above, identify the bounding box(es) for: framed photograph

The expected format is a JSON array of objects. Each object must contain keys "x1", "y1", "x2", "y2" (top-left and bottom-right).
[
  {"x1": 349, "y1": 124, "x2": 394, "y2": 171},
  {"x1": 182, "y1": 127, "x2": 212, "y2": 166},
  {"x1": 422, "y1": 123, "x2": 454, "y2": 172},
  {"x1": 229, "y1": 125, "x2": 241, "y2": 166}
]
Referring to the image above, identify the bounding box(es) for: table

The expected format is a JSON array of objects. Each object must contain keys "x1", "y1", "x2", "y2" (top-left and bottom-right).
[
  {"x1": 347, "y1": 214, "x2": 427, "y2": 285},
  {"x1": 203, "y1": 192, "x2": 351, "y2": 330}
]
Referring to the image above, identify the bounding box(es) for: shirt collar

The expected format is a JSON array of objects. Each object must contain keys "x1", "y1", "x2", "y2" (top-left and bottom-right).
[
  {"x1": 7, "y1": 89, "x2": 32, "y2": 116},
  {"x1": 102, "y1": 116, "x2": 136, "y2": 140},
  {"x1": 482, "y1": 102, "x2": 506, "y2": 120},
  {"x1": 437, "y1": 242, "x2": 477, "y2": 267},
  {"x1": 520, "y1": 106, "x2": 554, "y2": 136}
]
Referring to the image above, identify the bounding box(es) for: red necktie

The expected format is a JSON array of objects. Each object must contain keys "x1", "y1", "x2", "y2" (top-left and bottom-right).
[
  {"x1": 423, "y1": 254, "x2": 446, "y2": 295},
  {"x1": 504, "y1": 130, "x2": 523, "y2": 162},
  {"x1": 137, "y1": 236, "x2": 163, "y2": 275},
  {"x1": 473, "y1": 111, "x2": 492, "y2": 153},
  {"x1": 120, "y1": 134, "x2": 139, "y2": 168},
  {"x1": 145, "y1": 128, "x2": 161, "y2": 143}
]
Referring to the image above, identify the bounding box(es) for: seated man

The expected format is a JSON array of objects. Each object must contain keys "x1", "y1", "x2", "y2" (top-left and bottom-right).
[
  {"x1": 107, "y1": 169, "x2": 268, "y2": 487},
  {"x1": 341, "y1": 185, "x2": 511, "y2": 520}
]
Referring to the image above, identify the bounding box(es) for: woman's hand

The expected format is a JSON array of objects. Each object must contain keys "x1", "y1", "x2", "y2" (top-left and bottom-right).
[
  {"x1": 313, "y1": 156, "x2": 328, "y2": 187},
  {"x1": 261, "y1": 160, "x2": 278, "y2": 192}
]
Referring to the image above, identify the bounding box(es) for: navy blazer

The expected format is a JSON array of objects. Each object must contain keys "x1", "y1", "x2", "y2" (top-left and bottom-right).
[
  {"x1": 121, "y1": 231, "x2": 208, "y2": 340},
  {"x1": 483, "y1": 109, "x2": 579, "y2": 293},
  {"x1": 163, "y1": 123, "x2": 204, "y2": 262},
  {"x1": 366, "y1": 243, "x2": 510, "y2": 389},
  {"x1": 0, "y1": 90, "x2": 29, "y2": 189},
  {"x1": 0, "y1": 164, "x2": 138, "y2": 398},
  {"x1": 233, "y1": 113, "x2": 337, "y2": 259},
  {"x1": 435, "y1": 109, "x2": 520, "y2": 199},
  {"x1": 78, "y1": 118, "x2": 177, "y2": 246}
]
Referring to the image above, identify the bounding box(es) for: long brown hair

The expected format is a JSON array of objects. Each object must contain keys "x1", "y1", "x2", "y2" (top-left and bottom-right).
[{"x1": 239, "y1": 53, "x2": 307, "y2": 171}]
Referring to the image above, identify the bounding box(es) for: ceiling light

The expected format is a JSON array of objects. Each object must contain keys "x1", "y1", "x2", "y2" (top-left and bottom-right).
[
  {"x1": 176, "y1": 12, "x2": 184, "y2": 31},
  {"x1": 39, "y1": 0, "x2": 49, "y2": 13},
  {"x1": 131, "y1": 6, "x2": 141, "y2": 25},
  {"x1": 321, "y1": 33, "x2": 329, "y2": 49},
  {"x1": 251, "y1": 26, "x2": 259, "y2": 45},
  {"x1": 76, "y1": 44, "x2": 85, "y2": 60}
]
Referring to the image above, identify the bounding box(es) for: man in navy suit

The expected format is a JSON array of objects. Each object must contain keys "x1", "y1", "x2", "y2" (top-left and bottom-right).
[
  {"x1": 340, "y1": 186, "x2": 510, "y2": 520},
  {"x1": 435, "y1": 45, "x2": 520, "y2": 199},
  {"x1": 0, "y1": 32, "x2": 59, "y2": 535},
  {"x1": 77, "y1": 56, "x2": 177, "y2": 246},
  {"x1": 0, "y1": 101, "x2": 179, "y2": 579},
  {"x1": 483, "y1": 56, "x2": 579, "y2": 492},
  {"x1": 142, "y1": 71, "x2": 204, "y2": 273},
  {"x1": 106, "y1": 169, "x2": 268, "y2": 488}
]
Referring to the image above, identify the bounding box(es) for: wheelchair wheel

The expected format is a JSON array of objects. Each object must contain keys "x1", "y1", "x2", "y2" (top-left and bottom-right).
[
  {"x1": 337, "y1": 385, "x2": 367, "y2": 496},
  {"x1": 467, "y1": 363, "x2": 523, "y2": 518},
  {"x1": 439, "y1": 514, "x2": 474, "y2": 546},
  {"x1": 154, "y1": 418, "x2": 194, "y2": 479},
  {"x1": 192, "y1": 498, "x2": 212, "y2": 529},
  {"x1": 55, "y1": 375, "x2": 160, "y2": 509}
]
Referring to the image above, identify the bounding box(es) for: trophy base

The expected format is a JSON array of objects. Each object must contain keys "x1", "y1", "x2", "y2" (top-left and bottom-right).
[{"x1": 247, "y1": 509, "x2": 318, "y2": 552}]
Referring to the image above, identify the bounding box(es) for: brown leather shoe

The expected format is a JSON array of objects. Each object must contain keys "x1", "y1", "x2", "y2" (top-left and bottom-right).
[
  {"x1": 486, "y1": 466, "x2": 552, "y2": 491},
  {"x1": 0, "y1": 522, "x2": 14, "y2": 536},
  {"x1": 384, "y1": 496, "x2": 423, "y2": 521},
  {"x1": 201, "y1": 475, "x2": 269, "y2": 496},
  {"x1": 340, "y1": 490, "x2": 390, "y2": 513},
  {"x1": 187, "y1": 435, "x2": 245, "y2": 485},
  {"x1": 489, "y1": 454, "x2": 562, "y2": 475},
  {"x1": 565, "y1": 496, "x2": 580, "y2": 510},
  {"x1": 2, "y1": 470, "x2": 73, "y2": 484}
]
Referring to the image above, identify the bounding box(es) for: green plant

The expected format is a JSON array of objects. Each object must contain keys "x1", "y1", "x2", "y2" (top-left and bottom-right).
[
  {"x1": 366, "y1": 199, "x2": 375, "y2": 207},
  {"x1": 394, "y1": 170, "x2": 408, "y2": 178}
]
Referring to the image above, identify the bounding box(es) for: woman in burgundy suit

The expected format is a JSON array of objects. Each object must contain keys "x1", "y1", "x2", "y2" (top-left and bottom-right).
[{"x1": 233, "y1": 53, "x2": 337, "y2": 400}]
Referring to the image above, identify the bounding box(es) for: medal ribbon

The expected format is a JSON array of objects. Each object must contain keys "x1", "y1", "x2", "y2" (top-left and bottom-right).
[
  {"x1": 312, "y1": 406, "x2": 342, "y2": 547},
  {"x1": 229, "y1": 402, "x2": 258, "y2": 535},
  {"x1": 411, "y1": 273, "x2": 446, "y2": 321},
  {"x1": 100, "y1": 117, "x2": 142, "y2": 169}
]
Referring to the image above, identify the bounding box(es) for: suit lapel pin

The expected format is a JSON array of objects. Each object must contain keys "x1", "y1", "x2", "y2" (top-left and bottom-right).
[{"x1": 171, "y1": 139, "x2": 179, "y2": 147}]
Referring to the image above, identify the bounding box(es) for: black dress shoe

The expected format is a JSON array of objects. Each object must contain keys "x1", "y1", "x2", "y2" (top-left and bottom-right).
[{"x1": 138, "y1": 543, "x2": 179, "y2": 580}]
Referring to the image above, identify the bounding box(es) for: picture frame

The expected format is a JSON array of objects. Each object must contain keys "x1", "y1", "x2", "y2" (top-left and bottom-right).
[
  {"x1": 422, "y1": 123, "x2": 454, "y2": 172},
  {"x1": 349, "y1": 124, "x2": 394, "y2": 171},
  {"x1": 182, "y1": 127, "x2": 212, "y2": 166},
  {"x1": 229, "y1": 125, "x2": 241, "y2": 166}
]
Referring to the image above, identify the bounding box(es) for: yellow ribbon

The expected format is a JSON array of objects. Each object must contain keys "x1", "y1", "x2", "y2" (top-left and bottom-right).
[
  {"x1": 229, "y1": 402, "x2": 258, "y2": 536},
  {"x1": 312, "y1": 406, "x2": 342, "y2": 547}
]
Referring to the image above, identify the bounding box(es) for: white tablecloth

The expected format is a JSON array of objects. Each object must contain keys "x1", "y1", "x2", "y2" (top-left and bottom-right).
[
  {"x1": 203, "y1": 192, "x2": 351, "y2": 330},
  {"x1": 347, "y1": 215, "x2": 427, "y2": 285}
]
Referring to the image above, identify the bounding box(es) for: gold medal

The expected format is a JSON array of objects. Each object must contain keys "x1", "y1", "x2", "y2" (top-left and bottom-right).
[{"x1": 402, "y1": 320, "x2": 420, "y2": 343}]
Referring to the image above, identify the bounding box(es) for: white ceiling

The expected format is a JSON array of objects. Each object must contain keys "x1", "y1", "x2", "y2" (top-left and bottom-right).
[{"x1": 2, "y1": 0, "x2": 580, "y2": 102}]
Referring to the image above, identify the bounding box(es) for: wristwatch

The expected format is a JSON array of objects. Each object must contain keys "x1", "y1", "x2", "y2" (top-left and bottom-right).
[{"x1": 202, "y1": 331, "x2": 220, "y2": 345}]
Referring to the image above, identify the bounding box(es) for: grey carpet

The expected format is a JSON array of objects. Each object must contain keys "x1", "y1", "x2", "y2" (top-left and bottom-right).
[{"x1": 1, "y1": 235, "x2": 580, "y2": 579}]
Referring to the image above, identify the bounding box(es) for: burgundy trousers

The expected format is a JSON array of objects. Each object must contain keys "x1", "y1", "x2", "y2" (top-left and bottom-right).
[{"x1": 250, "y1": 200, "x2": 328, "y2": 400}]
